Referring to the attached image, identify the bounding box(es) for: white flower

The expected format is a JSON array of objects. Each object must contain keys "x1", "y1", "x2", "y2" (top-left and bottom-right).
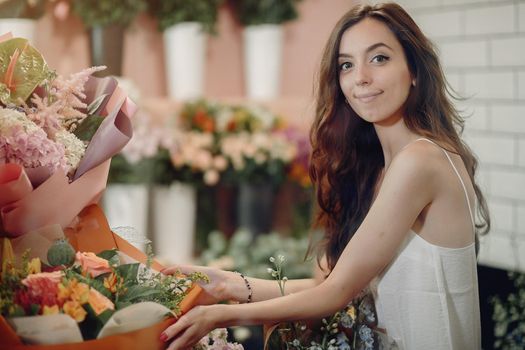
[
  {"x1": 54, "y1": 129, "x2": 86, "y2": 172},
  {"x1": 213, "y1": 155, "x2": 228, "y2": 171},
  {"x1": 203, "y1": 169, "x2": 219, "y2": 186}
]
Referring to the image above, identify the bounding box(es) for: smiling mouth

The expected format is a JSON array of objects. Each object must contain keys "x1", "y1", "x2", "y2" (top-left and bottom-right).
[{"x1": 354, "y1": 91, "x2": 383, "y2": 103}]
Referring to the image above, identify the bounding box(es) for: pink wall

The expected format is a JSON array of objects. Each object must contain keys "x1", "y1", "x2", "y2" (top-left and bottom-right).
[{"x1": 32, "y1": 0, "x2": 355, "y2": 123}]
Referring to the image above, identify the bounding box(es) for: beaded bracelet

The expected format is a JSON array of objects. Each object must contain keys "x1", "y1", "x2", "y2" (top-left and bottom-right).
[{"x1": 235, "y1": 271, "x2": 253, "y2": 303}]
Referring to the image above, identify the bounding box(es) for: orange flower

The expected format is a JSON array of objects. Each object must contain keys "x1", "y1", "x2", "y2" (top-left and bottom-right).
[
  {"x1": 63, "y1": 300, "x2": 86, "y2": 322},
  {"x1": 75, "y1": 252, "x2": 111, "y2": 277},
  {"x1": 43, "y1": 305, "x2": 59, "y2": 315},
  {"x1": 103, "y1": 272, "x2": 122, "y2": 293},
  {"x1": 88, "y1": 288, "x2": 114, "y2": 315}
]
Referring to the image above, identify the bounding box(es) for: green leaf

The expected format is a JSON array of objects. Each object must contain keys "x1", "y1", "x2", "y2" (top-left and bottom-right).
[
  {"x1": 73, "y1": 114, "x2": 104, "y2": 141},
  {"x1": 115, "y1": 263, "x2": 140, "y2": 282},
  {"x1": 88, "y1": 93, "x2": 109, "y2": 115},
  {"x1": 97, "y1": 249, "x2": 120, "y2": 266},
  {"x1": 0, "y1": 38, "x2": 49, "y2": 105},
  {"x1": 119, "y1": 284, "x2": 162, "y2": 303}
]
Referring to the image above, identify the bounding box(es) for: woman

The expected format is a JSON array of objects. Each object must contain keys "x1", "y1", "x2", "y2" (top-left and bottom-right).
[{"x1": 161, "y1": 3, "x2": 490, "y2": 349}]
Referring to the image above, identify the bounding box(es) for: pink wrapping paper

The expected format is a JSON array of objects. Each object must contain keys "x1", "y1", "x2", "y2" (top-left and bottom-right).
[{"x1": 0, "y1": 74, "x2": 135, "y2": 237}]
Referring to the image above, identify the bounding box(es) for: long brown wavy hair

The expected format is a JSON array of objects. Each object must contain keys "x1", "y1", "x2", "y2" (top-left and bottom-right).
[{"x1": 309, "y1": 3, "x2": 490, "y2": 271}]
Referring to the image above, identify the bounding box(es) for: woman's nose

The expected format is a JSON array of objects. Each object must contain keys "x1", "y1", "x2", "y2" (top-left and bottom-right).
[{"x1": 354, "y1": 65, "x2": 371, "y2": 86}]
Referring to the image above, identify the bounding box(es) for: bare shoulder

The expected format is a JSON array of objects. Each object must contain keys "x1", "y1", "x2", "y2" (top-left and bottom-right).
[{"x1": 387, "y1": 139, "x2": 445, "y2": 181}]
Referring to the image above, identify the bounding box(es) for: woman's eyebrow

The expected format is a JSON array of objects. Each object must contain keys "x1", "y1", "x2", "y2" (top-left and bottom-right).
[{"x1": 338, "y1": 42, "x2": 394, "y2": 59}]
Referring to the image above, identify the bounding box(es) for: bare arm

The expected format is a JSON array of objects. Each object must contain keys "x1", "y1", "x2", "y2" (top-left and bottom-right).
[
  {"x1": 162, "y1": 256, "x2": 326, "y2": 304},
  {"x1": 164, "y1": 147, "x2": 438, "y2": 349}
]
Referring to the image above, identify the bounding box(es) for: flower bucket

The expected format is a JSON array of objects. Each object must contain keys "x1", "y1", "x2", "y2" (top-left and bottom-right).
[
  {"x1": 102, "y1": 184, "x2": 149, "y2": 250},
  {"x1": 243, "y1": 24, "x2": 283, "y2": 101},
  {"x1": 152, "y1": 183, "x2": 196, "y2": 264},
  {"x1": 163, "y1": 22, "x2": 206, "y2": 100}
]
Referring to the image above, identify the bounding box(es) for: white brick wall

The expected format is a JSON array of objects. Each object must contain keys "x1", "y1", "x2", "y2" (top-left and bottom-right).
[{"x1": 402, "y1": 0, "x2": 525, "y2": 271}]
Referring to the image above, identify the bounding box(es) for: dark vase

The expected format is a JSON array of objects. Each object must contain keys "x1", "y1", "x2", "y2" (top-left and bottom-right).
[
  {"x1": 237, "y1": 182, "x2": 275, "y2": 235},
  {"x1": 89, "y1": 24, "x2": 125, "y2": 77}
]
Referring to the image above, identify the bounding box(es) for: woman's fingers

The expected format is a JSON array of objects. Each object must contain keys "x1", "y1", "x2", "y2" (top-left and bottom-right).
[{"x1": 162, "y1": 264, "x2": 203, "y2": 275}]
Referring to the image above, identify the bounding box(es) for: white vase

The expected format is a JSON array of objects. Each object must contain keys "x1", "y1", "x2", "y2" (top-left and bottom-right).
[
  {"x1": 0, "y1": 18, "x2": 36, "y2": 43},
  {"x1": 163, "y1": 22, "x2": 206, "y2": 100},
  {"x1": 243, "y1": 24, "x2": 284, "y2": 101},
  {"x1": 152, "y1": 183, "x2": 196, "y2": 264},
  {"x1": 102, "y1": 184, "x2": 149, "y2": 250}
]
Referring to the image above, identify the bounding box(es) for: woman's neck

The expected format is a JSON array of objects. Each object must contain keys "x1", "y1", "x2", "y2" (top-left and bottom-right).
[{"x1": 374, "y1": 116, "x2": 420, "y2": 170}]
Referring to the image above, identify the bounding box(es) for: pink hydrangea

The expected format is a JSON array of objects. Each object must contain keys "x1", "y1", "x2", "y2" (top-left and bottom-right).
[{"x1": 0, "y1": 124, "x2": 67, "y2": 172}]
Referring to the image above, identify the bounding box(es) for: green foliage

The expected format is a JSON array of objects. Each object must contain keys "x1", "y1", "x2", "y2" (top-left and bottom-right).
[
  {"x1": 0, "y1": 0, "x2": 46, "y2": 19},
  {"x1": 230, "y1": 0, "x2": 302, "y2": 26},
  {"x1": 492, "y1": 271, "x2": 525, "y2": 349},
  {"x1": 199, "y1": 230, "x2": 313, "y2": 279},
  {"x1": 72, "y1": 0, "x2": 147, "y2": 28},
  {"x1": 148, "y1": 0, "x2": 223, "y2": 33},
  {"x1": 73, "y1": 115, "x2": 104, "y2": 142},
  {"x1": 0, "y1": 38, "x2": 50, "y2": 106}
]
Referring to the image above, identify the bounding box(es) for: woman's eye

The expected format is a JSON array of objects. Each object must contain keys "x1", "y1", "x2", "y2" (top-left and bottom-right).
[
  {"x1": 371, "y1": 54, "x2": 390, "y2": 64},
  {"x1": 339, "y1": 62, "x2": 353, "y2": 71}
]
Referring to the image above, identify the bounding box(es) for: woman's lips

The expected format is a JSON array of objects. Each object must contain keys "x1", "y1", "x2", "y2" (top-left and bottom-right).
[{"x1": 354, "y1": 91, "x2": 383, "y2": 103}]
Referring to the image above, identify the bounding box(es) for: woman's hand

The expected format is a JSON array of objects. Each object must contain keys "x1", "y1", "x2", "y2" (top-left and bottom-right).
[
  {"x1": 162, "y1": 265, "x2": 235, "y2": 305},
  {"x1": 161, "y1": 305, "x2": 219, "y2": 350}
]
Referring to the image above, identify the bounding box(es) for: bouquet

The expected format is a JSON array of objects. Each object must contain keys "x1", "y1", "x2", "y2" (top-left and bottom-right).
[
  {"x1": 265, "y1": 256, "x2": 399, "y2": 350},
  {"x1": 0, "y1": 242, "x2": 207, "y2": 344},
  {"x1": 0, "y1": 32, "x2": 133, "y2": 239}
]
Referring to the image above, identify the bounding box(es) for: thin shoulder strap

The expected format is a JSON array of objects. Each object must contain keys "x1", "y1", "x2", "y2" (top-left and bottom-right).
[{"x1": 408, "y1": 138, "x2": 476, "y2": 235}]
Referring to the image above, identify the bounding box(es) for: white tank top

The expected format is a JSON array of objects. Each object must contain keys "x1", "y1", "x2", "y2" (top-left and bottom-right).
[{"x1": 372, "y1": 138, "x2": 481, "y2": 349}]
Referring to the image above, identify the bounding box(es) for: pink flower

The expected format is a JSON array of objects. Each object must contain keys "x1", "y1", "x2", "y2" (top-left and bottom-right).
[{"x1": 75, "y1": 252, "x2": 111, "y2": 277}]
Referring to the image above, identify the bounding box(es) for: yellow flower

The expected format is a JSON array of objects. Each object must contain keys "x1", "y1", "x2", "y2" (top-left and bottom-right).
[
  {"x1": 43, "y1": 305, "x2": 59, "y2": 315},
  {"x1": 1, "y1": 238, "x2": 15, "y2": 280},
  {"x1": 69, "y1": 280, "x2": 89, "y2": 304},
  {"x1": 63, "y1": 300, "x2": 86, "y2": 322},
  {"x1": 103, "y1": 273, "x2": 120, "y2": 293},
  {"x1": 58, "y1": 279, "x2": 89, "y2": 304},
  {"x1": 26, "y1": 258, "x2": 41, "y2": 274},
  {"x1": 57, "y1": 282, "x2": 70, "y2": 302},
  {"x1": 347, "y1": 305, "x2": 357, "y2": 321}
]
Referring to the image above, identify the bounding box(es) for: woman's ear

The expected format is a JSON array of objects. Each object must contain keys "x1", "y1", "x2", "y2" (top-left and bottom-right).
[{"x1": 411, "y1": 78, "x2": 416, "y2": 87}]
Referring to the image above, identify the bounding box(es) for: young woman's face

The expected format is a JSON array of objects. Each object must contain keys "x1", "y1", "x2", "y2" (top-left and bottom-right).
[{"x1": 338, "y1": 18, "x2": 413, "y2": 125}]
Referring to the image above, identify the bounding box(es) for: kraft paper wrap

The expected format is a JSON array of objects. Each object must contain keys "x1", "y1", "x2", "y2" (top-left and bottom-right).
[{"x1": 0, "y1": 204, "x2": 202, "y2": 350}]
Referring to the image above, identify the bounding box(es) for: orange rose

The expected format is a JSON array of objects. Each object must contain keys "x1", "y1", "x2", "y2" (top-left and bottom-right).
[
  {"x1": 75, "y1": 252, "x2": 111, "y2": 277},
  {"x1": 63, "y1": 300, "x2": 87, "y2": 322},
  {"x1": 88, "y1": 288, "x2": 114, "y2": 315}
]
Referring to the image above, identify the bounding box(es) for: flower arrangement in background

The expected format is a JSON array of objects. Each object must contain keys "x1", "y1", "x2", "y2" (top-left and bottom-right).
[{"x1": 491, "y1": 271, "x2": 525, "y2": 349}]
